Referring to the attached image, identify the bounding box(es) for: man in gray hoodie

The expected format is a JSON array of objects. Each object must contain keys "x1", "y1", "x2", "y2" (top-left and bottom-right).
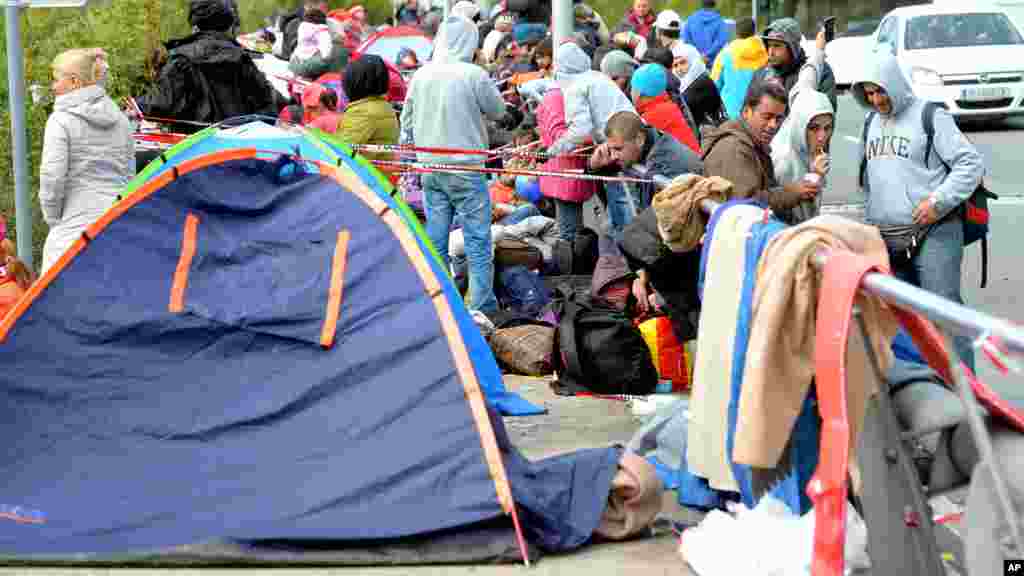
[
  {"x1": 852, "y1": 50, "x2": 985, "y2": 369},
  {"x1": 401, "y1": 15, "x2": 506, "y2": 314}
]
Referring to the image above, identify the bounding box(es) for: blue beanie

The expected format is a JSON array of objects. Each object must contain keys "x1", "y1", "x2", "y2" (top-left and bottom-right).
[
  {"x1": 515, "y1": 175, "x2": 541, "y2": 204},
  {"x1": 630, "y1": 63, "x2": 668, "y2": 98}
]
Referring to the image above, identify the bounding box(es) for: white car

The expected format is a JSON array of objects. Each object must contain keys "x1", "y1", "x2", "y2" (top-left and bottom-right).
[
  {"x1": 868, "y1": 3, "x2": 1024, "y2": 120},
  {"x1": 798, "y1": 20, "x2": 878, "y2": 90}
]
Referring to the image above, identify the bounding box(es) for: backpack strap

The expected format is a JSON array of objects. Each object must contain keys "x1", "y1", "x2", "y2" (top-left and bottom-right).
[
  {"x1": 858, "y1": 111, "x2": 876, "y2": 189},
  {"x1": 554, "y1": 288, "x2": 589, "y2": 386},
  {"x1": 921, "y1": 100, "x2": 945, "y2": 172}
]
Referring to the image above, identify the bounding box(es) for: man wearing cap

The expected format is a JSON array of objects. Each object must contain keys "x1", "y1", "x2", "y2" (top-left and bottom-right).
[
  {"x1": 401, "y1": 15, "x2": 507, "y2": 314},
  {"x1": 600, "y1": 49, "x2": 639, "y2": 96},
  {"x1": 710, "y1": 17, "x2": 767, "y2": 120},
  {"x1": 751, "y1": 17, "x2": 837, "y2": 112},
  {"x1": 630, "y1": 63, "x2": 700, "y2": 153},
  {"x1": 653, "y1": 9, "x2": 682, "y2": 51},
  {"x1": 137, "y1": 0, "x2": 281, "y2": 133}
]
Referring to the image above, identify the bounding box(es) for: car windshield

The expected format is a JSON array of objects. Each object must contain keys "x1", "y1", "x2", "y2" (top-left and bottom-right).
[
  {"x1": 844, "y1": 19, "x2": 880, "y2": 37},
  {"x1": 906, "y1": 12, "x2": 1024, "y2": 49}
]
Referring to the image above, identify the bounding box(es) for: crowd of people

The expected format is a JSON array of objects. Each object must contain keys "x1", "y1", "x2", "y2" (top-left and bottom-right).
[{"x1": 24, "y1": 0, "x2": 986, "y2": 369}]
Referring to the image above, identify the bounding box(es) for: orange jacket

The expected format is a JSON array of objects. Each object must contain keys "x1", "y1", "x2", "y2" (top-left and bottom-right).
[{"x1": 636, "y1": 93, "x2": 701, "y2": 155}]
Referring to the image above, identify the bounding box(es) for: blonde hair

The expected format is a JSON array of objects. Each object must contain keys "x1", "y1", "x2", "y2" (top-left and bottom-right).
[{"x1": 51, "y1": 48, "x2": 108, "y2": 88}]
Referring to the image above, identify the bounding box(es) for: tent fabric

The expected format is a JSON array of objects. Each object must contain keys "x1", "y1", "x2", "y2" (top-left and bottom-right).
[
  {"x1": 0, "y1": 150, "x2": 618, "y2": 563},
  {"x1": 124, "y1": 122, "x2": 542, "y2": 418}
]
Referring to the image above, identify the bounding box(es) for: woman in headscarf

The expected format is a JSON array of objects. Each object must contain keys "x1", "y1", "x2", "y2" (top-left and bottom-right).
[
  {"x1": 671, "y1": 42, "x2": 725, "y2": 131},
  {"x1": 39, "y1": 48, "x2": 134, "y2": 274},
  {"x1": 337, "y1": 55, "x2": 400, "y2": 182}
]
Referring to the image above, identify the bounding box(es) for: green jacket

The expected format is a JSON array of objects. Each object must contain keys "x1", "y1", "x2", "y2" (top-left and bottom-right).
[{"x1": 336, "y1": 96, "x2": 400, "y2": 164}]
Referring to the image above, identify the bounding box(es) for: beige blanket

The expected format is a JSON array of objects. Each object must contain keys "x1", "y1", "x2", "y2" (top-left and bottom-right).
[
  {"x1": 733, "y1": 215, "x2": 899, "y2": 468},
  {"x1": 595, "y1": 452, "x2": 664, "y2": 540},
  {"x1": 688, "y1": 204, "x2": 764, "y2": 491},
  {"x1": 652, "y1": 174, "x2": 733, "y2": 253}
]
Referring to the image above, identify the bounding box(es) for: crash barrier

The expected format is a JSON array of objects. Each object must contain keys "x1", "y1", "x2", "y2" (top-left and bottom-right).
[{"x1": 646, "y1": 173, "x2": 1024, "y2": 576}]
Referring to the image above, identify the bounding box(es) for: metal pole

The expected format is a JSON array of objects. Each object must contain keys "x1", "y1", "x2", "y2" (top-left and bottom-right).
[
  {"x1": 699, "y1": 197, "x2": 1024, "y2": 353},
  {"x1": 752, "y1": 0, "x2": 757, "y2": 32},
  {"x1": 551, "y1": 0, "x2": 572, "y2": 63},
  {"x1": 647, "y1": 176, "x2": 1024, "y2": 354},
  {"x1": 6, "y1": 0, "x2": 32, "y2": 269}
]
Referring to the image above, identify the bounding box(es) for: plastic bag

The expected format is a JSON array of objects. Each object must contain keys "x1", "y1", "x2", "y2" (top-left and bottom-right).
[{"x1": 678, "y1": 495, "x2": 870, "y2": 576}]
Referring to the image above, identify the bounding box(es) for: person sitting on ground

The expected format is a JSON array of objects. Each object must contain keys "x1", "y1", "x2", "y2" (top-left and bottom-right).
[
  {"x1": 702, "y1": 80, "x2": 812, "y2": 215},
  {"x1": 630, "y1": 63, "x2": 700, "y2": 154},
  {"x1": 289, "y1": 2, "x2": 348, "y2": 80},
  {"x1": 338, "y1": 55, "x2": 400, "y2": 180},
  {"x1": 770, "y1": 29, "x2": 833, "y2": 224},
  {"x1": 711, "y1": 16, "x2": 767, "y2": 120},
  {"x1": 40, "y1": 48, "x2": 135, "y2": 274},
  {"x1": 135, "y1": 0, "x2": 281, "y2": 133},
  {"x1": 303, "y1": 83, "x2": 341, "y2": 134},
  {"x1": 671, "y1": 42, "x2": 726, "y2": 131},
  {"x1": 592, "y1": 111, "x2": 704, "y2": 341}
]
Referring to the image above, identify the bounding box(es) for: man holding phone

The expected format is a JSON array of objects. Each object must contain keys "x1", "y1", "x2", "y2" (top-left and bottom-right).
[{"x1": 751, "y1": 17, "x2": 838, "y2": 113}]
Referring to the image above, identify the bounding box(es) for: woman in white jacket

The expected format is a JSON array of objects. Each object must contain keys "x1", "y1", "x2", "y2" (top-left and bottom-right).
[{"x1": 39, "y1": 48, "x2": 134, "y2": 273}]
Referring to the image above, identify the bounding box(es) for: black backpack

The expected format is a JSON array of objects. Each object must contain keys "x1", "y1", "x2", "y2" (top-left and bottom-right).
[
  {"x1": 859, "y1": 101, "x2": 997, "y2": 287},
  {"x1": 549, "y1": 286, "x2": 658, "y2": 396}
]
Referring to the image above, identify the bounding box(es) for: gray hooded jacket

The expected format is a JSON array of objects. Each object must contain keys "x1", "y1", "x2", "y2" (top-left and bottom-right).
[
  {"x1": 548, "y1": 42, "x2": 636, "y2": 155},
  {"x1": 852, "y1": 51, "x2": 984, "y2": 226},
  {"x1": 770, "y1": 47, "x2": 833, "y2": 224},
  {"x1": 400, "y1": 16, "x2": 505, "y2": 165},
  {"x1": 39, "y1": 84, "x2": 134, "y2": 273}
]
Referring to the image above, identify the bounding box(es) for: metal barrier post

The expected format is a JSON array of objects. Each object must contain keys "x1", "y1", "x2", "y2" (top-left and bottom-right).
[{"x1": 651, "y1": 174, "x2": 1024, "y2": 568}]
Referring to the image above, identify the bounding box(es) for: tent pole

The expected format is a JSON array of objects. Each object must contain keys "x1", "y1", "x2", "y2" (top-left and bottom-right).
[
  {"x1": 510, "y1": 504, "x2": 531, "y2": 566},
  {"x1": 6, "y1": 0, "x2": 32, "y2": 269}
]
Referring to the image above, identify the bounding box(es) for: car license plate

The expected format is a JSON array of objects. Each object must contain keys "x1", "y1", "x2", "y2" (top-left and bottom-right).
[{"x1": 960, "y1": 86, "x2": 1010, "y2": 101}]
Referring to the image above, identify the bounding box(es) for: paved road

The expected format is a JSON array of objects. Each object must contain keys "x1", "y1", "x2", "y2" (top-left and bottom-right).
[
  {"x1": 823, "y1": 94, "x2": 1024, "y2": 400},
  {"x1": 6, "y1": 96, "x2": 1022, "y2": 576}
]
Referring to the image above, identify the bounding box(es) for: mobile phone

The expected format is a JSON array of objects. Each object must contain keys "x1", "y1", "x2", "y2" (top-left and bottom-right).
[{"x1": 822, "y1": 16, "x2": 837, "y2": 43}]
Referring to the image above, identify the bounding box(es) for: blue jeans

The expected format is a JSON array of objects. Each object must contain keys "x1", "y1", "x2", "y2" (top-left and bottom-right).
[
  {"x1": 422, "y1": 172, "x2": 497, "y2": 314},
  {"x1": 891, "y1": 216, "x2": 975, "y2": 372},
  {"x1": 604, "y1": 181, "x2": 635, "y2": 242},
  {"x1": 553, "y1": 198, "x2": 582, "y2": 242}
]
